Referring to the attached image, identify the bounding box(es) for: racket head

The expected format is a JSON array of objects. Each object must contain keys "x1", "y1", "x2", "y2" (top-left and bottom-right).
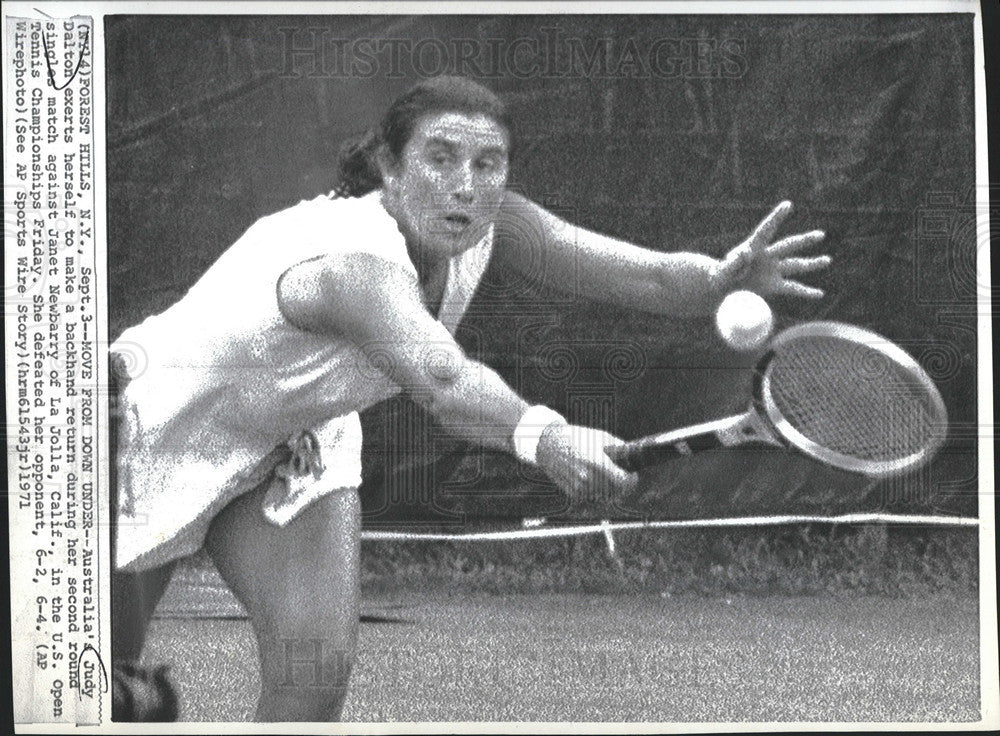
[{"x1": 751, "y1": 321, "x2": 948, "y2": 477}]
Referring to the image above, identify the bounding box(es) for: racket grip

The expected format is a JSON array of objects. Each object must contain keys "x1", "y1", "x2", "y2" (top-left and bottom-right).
[{"x1": 606, "y1": 433, "x2": 723, "y2": 472}]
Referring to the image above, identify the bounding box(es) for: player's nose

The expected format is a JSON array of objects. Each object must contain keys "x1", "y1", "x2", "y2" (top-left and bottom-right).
[{"x1": 451, "y1": 162, "x2": 475, "y2": 203}]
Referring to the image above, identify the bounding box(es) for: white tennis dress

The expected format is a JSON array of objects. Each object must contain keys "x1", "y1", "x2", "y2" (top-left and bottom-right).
[{"x1": 113, "y1": 191, "x2": 493, "y2": 572}]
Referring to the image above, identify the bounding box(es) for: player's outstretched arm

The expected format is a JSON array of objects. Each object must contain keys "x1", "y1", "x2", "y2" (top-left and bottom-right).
[
  {"x1": 277, "y1": 253, "x2": 635, "y2": 498},
  {"x1": 497, "y1": 192, "x2": 830, "y2": 317}
]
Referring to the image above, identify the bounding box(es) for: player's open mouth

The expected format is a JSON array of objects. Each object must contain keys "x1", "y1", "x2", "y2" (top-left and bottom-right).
[{"x1": 442, "y1": 213, "x2": 472, "y2": 230}]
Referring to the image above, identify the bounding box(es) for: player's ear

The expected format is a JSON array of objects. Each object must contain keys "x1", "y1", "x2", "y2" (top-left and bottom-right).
[{"x1": 374, "y1": 145, "x2": 400, "y2": 188}]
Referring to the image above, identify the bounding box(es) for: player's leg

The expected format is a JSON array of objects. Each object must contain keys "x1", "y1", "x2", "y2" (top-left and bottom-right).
[
  {"x1": 110, "y1": 358, "x2": 180, "y2": 723},
  {"x1": 111, "y1": 562, "x2": 179, "y2": 720},
  {"x1": 204, "y1": 478, "x2": 360, "y2": 722},
  {"x1": 112, "y1": 562, "x2": 178, "y2": 661}
]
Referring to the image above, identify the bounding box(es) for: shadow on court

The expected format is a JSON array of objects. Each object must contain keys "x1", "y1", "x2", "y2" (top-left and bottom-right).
[{"x1": 144, "y1": 588, "x2": 979, "y2": 723}]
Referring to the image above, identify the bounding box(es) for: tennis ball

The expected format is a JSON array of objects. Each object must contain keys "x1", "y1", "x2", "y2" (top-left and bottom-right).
[{"x1": 715, "y1": 290, "x2": 774, "y2": 351}]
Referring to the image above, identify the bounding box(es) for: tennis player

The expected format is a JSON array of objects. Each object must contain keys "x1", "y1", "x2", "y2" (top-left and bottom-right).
[{"x1": 110, "y1": 75, "x2": 829, "y2": 721}]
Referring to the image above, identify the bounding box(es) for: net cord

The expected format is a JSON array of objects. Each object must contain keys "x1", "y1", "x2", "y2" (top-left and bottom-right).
[{"x1": 361, "y1": 513, "x2": 977, "y2": 542}]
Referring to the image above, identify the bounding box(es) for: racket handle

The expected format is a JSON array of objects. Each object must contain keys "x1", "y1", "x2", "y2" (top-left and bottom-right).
[
  {"x1": 606, "y1": 433, "x2": 723, "y2": 472},
  {"x1": 606, "y1": 412, "x2": 772, "y2": 472}
]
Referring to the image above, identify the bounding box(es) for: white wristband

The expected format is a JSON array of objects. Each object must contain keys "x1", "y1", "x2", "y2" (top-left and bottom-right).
[{"x1": 512, "y1": 405, "x2": 566, "y2": 465}]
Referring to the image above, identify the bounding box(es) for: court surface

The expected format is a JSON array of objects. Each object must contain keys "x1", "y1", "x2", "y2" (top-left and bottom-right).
[{"x1": 143, "y1": 591, "x2": 980, "y2": 723}]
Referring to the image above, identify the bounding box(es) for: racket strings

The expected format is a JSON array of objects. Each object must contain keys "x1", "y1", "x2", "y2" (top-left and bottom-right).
[{"x1": 766, "y1": 337, "x2": 936, "y2": 462}]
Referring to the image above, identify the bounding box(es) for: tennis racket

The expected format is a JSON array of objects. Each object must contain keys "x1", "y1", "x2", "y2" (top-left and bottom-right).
[{"x1": 606, "y1": 321, "x2": 948, "y2": 478}]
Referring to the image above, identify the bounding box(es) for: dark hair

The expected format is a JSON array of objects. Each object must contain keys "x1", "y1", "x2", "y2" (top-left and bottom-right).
[{"x1": 332, "y1": 76, "x2": 511, "y2": 198}]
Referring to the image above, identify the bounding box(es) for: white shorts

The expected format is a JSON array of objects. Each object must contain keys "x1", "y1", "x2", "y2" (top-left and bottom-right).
[{"x1": 114, "y1": 411, "x2": 363, "y2": 573}]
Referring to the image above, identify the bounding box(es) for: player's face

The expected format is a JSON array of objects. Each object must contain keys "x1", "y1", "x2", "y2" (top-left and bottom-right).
[{"x1": 381, "y1": 111, "x2": 509, "y2": 264}]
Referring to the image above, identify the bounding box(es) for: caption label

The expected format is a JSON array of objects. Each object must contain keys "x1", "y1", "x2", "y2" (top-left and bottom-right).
[{"x1": 5, "y1": 15, "x2": 105, "y2": 725}]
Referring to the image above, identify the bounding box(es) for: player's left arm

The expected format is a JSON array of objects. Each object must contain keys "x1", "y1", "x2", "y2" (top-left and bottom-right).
[{"x1": 496, "y1": 191, "x2": 831, "y2": 317}]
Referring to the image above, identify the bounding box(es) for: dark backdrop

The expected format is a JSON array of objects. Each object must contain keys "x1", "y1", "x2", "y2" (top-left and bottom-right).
[{"x1": 106, "y1": 14, "x2": 979, "y2": 527}]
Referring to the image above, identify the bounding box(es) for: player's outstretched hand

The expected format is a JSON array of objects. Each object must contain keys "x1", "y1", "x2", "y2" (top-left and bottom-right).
[
  {"x1": 713, "y1": 201, "x2": 831, "y2": 300},
  {"x1": 536, "y1": 422, "x2": 637, "y2": 503}
]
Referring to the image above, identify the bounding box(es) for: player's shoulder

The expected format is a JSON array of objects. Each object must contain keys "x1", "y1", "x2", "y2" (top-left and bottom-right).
[
  {"x1": 276, "y1": 190, "x2": 417, "y2": 295},
  {"x1": 258, "y1": 190, "x2": 384, "y2": 229},
  {"x1": 257, "y1": 191, "x2": 410, "y2": 263},
  {"x1": 278, "y1": 235, "x2": 423, "y2": 336}
]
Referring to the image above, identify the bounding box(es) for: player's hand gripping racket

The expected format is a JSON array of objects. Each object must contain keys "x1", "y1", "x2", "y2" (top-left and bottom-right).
[{"x1": 607, "y1": 322, "x2": 948, "y2": 478}]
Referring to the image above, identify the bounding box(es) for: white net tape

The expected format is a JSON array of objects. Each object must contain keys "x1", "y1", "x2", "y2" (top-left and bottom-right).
[{"x1": 361, "y1": 513, "x2": 977, "y2": 543}]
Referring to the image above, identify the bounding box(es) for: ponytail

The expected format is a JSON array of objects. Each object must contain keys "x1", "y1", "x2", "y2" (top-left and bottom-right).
[{"x1": 331, "y1": 129, "x2": 382, "y2": 199}]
